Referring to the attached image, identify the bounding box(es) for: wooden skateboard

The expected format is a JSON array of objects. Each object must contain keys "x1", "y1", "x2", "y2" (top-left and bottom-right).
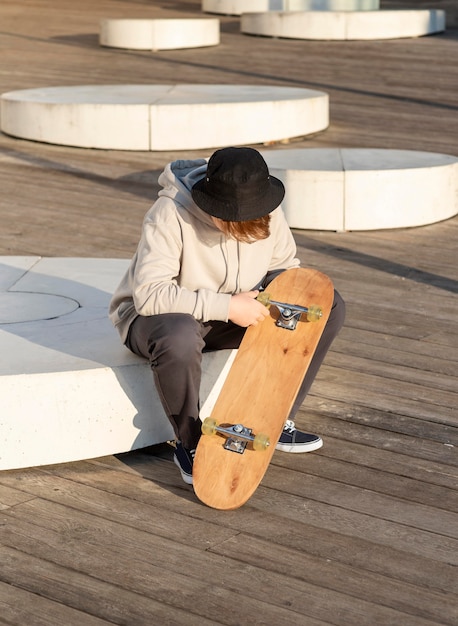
[{"x1": 193, "y1": 267, "x2": 334, "y2": 510}]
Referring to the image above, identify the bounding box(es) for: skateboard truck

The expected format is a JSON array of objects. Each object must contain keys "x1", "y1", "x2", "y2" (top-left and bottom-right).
[
  {"x1": 201, "y1": 418, "x2": 270, "y2": 454},
  {"x1": 257, "y1": 292, "x2": 323, "y2": 330}
]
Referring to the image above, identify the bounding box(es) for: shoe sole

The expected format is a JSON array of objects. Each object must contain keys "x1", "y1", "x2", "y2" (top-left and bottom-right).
[{"x1": 275, "y1": 438, "x2": 323, "y2": 453}]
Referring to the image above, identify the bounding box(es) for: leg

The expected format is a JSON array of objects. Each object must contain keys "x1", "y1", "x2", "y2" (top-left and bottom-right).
[
  {"x1": 126, "y1": 314, "x2": 247, "y2": 485},
  {"x1": 274, "y1": 290, "x2": 345, "y2": 452},
  {"x1": 126, "y1": 314, "x2": 246, "y2": 450},
  {"x1": 289, "y1": 290, "x2": 346, "y2": 420},
  {"x1": 126, "y1": 313, "x2": 205, "y2": 450}
]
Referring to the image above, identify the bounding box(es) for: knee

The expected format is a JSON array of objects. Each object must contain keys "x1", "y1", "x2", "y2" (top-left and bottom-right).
[{"x1": 148, "y1": 314, "x2": 204, "y2": 364}]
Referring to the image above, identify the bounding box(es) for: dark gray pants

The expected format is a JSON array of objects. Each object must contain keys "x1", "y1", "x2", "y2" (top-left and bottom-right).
[{"x1": 126, "y1": 291, "x2": 345, "y2": 449}]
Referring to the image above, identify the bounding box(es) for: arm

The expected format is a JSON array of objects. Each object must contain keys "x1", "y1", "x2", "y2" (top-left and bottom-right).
[
  {"x1": 132, "y1": 204, "x2": 231, "y2": 322},
  {"x1": 228, "y1": 209, "x2": 299, "y2": 326}
]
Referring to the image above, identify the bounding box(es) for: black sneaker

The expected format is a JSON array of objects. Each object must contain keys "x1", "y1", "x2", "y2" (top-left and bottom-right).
[
  {"x1": 275, "y1": 420, "x2": 323, "y2": 453},
  {"x1": 173, "y1": 442, "x2": 195, "y2": 485}
]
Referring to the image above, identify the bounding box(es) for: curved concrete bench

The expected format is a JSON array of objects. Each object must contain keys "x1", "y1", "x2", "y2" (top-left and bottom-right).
[
  {"x1": 261, "y1": 148, "x2": 458, "y2": 230},
  {"x1": 99, "y1": 18, "x2": 220, "y2": 51},
  {"x1": 0, "y1": 256, "x2": 235, "y2": 470},
  {"x1": 242, "y1": 10, "x2": 446, "y2": 40},
  {"x1": 203, "y1": 0, "x2": 379, "y2": 15},
  {"x1": 0, "y1": 85, "x2": 329, "y2": 151}
]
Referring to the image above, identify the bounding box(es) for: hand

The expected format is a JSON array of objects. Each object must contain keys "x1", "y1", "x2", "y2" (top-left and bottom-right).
[{"x1": 228, "y1": 291, "x2": 270, "y2": 327}]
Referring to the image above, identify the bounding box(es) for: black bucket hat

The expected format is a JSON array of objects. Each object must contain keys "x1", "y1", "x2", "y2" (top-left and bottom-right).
[{"x1": 191, "y1": 147, "x2": 285, "y2": 222}]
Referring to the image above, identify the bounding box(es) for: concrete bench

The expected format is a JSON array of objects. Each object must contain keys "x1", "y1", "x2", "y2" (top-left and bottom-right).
[
  {"x1": 261, "y1": 148, "x2": 458, "y2": 230},
  {"x1": 99, "y1": 18, "x2": 220, "y2": 51},
  {"x1": 203, "y1": 0, "x2": 380, "y2": 15},
  {"x1": 0, "y1": 84, "x2": 329, "y2": 151},
  {"x1": 241, "y1": 9, "x2": 446, "y2": 40},
  {"x1": 0, "y1": 256, "x2": 235, "y2": 470}
]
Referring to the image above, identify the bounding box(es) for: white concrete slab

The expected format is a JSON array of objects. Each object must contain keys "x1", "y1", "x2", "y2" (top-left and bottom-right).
[
  {"x1": 202, "y1": 0, "x2": 379, "y2": 15},
  {"x1": 261, "y1": 148, "x2": 458, "y2": 230},
  {"x1": 241, "y1": 9, "x2": 446, "y2": 40},
  {"x1": 0, "y1": 85, "x2": 329, "y2": 151},
  {"x1": 0, "y1": 86, "x2": 152, "y2": 150},
  {"x1": 341, "y1": 149, "x2": 458, "y2": 230},
  {"x1": 0, "y1": 257, "x2": 235, "y2": 470},
  {"x1": 148, "y1": 85, "x2": 329, "y2": 151},
  {"x1": 263, "y1": 148, "x2": 345, "y2": 230},
  {"x1": 346, "y1": 9, "x2": 446, "y2": 40},
  {"x1": 99, "y1": 18, "x2": 220, "y2": 51}
]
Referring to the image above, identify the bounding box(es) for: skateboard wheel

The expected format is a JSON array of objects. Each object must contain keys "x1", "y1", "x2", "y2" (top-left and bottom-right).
[
  {"x1": 253, "y1": 433, "x2": 270, "y2": 451},
  {"x1": 256, "y1": 292, "x2": 271, "y2": 308},
  {"x1": 306, "y1": 304, "x2": 322, "y2": 322},
  {"x1": 202, "y1": 417, "x2": 218, "y2": 436}
]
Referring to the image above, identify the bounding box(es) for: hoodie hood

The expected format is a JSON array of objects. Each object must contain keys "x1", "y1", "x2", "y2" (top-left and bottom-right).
[{"x1": 158, "y1": 158, "x2": 212, "y2": 225}]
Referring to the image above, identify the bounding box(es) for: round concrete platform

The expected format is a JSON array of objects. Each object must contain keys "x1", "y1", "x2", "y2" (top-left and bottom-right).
[
  {"x1": 242, "y1": 9, "x2": 446, "y2": 40},
  {"x1": 202, "y1": 0, "x2": 380, "y2": 15},
  {"x1": 261, "y1": 148, "x2": 458, "y2": 231},
  {"x1": 0, "y1": 257, "x2": 235, "y2": 470},
  {"x1": 99, "y1": 18, "x2": 220, "y2": 51},
  {"x1": 0, "y1": 84, "x2": 329, "y2": 151}
]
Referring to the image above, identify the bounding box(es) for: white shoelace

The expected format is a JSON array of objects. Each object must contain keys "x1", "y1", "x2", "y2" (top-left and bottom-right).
[{"x1": 283, "y1": 419, "x2": 296, "y2": 434}]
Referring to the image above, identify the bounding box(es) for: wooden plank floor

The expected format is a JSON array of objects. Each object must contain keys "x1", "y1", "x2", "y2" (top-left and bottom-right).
[{"x1": 0, "y1": 1, "x2": 457, "y2": 624}]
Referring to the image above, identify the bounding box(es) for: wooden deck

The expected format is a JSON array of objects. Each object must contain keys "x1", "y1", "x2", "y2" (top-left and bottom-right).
[{"x1": 0, "y1": 1, "x2": 457, "y2": 624}]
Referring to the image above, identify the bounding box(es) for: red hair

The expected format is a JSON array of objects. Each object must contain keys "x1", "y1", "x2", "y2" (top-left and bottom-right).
[{"x1": 217, "y1": 215, "x2": 271, "y2": 243}]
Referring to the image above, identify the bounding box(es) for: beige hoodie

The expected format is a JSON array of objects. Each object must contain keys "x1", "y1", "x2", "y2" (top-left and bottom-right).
[{"x1": 109, "y1": 157, "x2": 300, "y2": 343}]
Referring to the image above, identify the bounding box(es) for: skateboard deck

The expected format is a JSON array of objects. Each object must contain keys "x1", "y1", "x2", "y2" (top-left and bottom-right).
[{"x1": 193, "y1": 267, "x2": 334, "y2": 510}]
